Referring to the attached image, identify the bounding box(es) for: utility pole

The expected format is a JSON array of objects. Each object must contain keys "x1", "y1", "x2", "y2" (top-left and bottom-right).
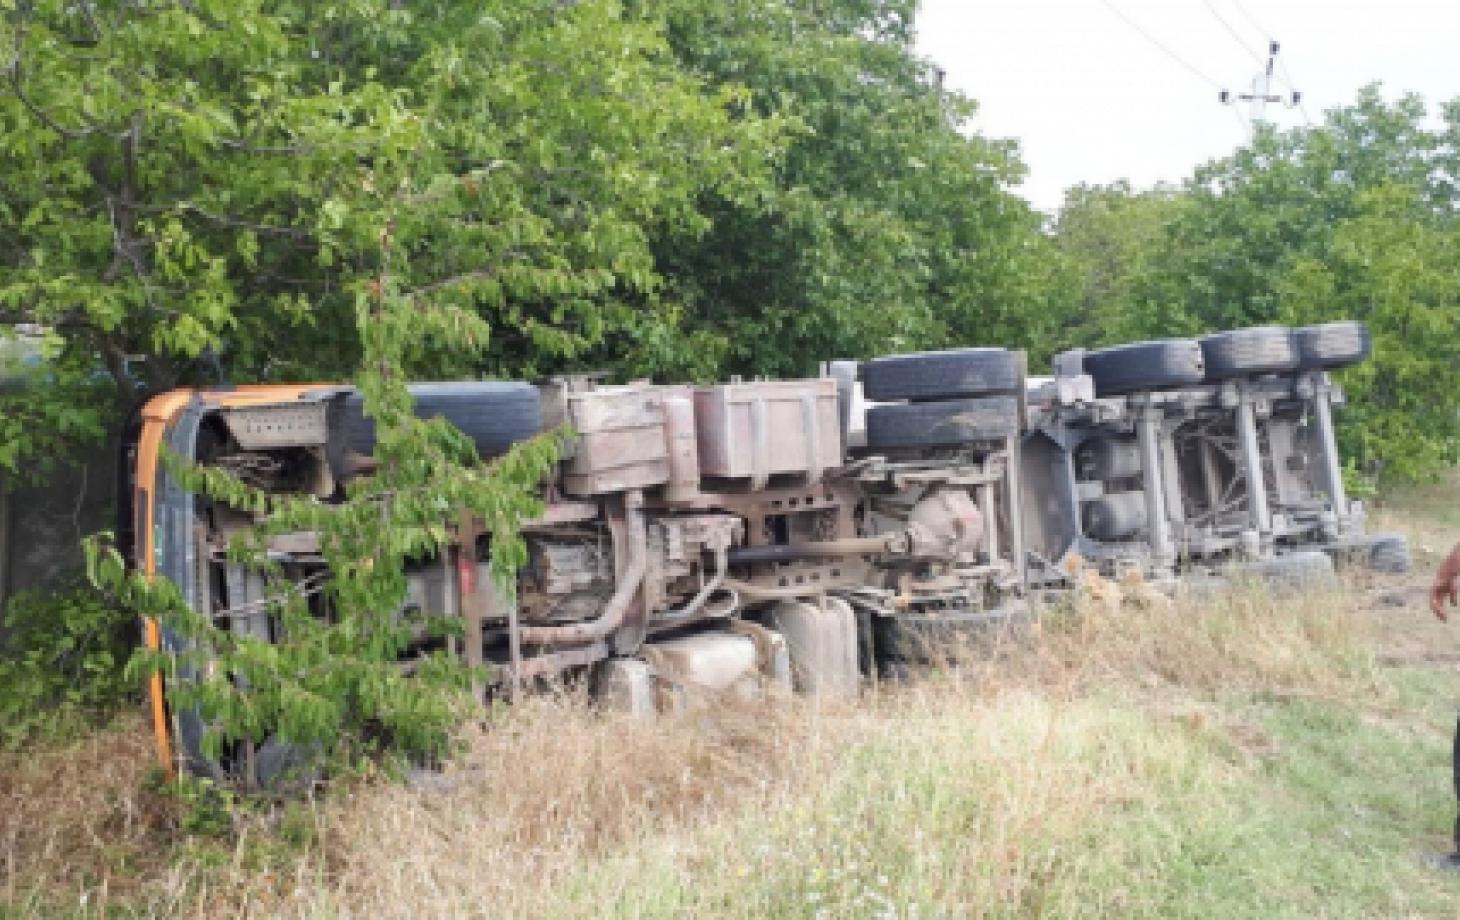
[{"x1": 1219, "y1": 40, "x2": 1302, "y2": 125}]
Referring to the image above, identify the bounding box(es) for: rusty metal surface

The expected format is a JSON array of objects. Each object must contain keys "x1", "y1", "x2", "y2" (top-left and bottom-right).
[
  {"x1": 524, "y1": 501, "x2": 601, "y2": 527},
  {"x1": 457, "y1": 516, "x2": 486, "y2": 700},
  {"x1": 561, "y1": 385, "x2": 673, "y2": 496},
  {"x1": 693, "y1": 379, "x2": 841, "y2": 484},
  {"x1": 264, "y1": 531, "x2": 322, "y2": 556},
  {"x1": 643, "y1": 514, "x2": 741, "y2": 616},
  {"x1": 723, "y1": 558, "x2": 872, "y2": 599},
  {"x1": 518, "y1": 490, "x2": 647, "y2": 646},
  {"x1": 724, "y1": 534, "x2": 902, "y2": 566},
  {"x1": 905, "y1": 489, "x2": 984, "y2": 559},
  {"x1": 685, "y1": 481, "x2": 860, "y2": 548},
  {"x1": 509, "y1": 641, "x2": 610, "y2": 681},
  {"x1": 662, "y1": 393, "x2": 701, "y2": 502},
  {"x1": 649, "y1": 545, "x2": 732, "y2": 628}
]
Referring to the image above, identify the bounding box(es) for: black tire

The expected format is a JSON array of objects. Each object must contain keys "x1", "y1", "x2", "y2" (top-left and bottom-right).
[
  {"x1": 163, "y1": 631, "x2": 320, "y2": 791},
  {"x1": 334, "y1": 382, "x2": 542, "y2": 461},
  {"x1": 861, "y1": 348, "x2": 1018, "y2": 401},
  {"x1": 1294, "y1": 321, "x2": 1372, "y2": 370},
  {"x1": 865, "y1": 396, "x2": 1019, "y2": 448},
  {"x1": 252, "y1": 737, "x2": 321, "y2": 791},
  {"x1": 1367, "y1": 534, "x2": 1412, "y2": 574},
  {"x1": 1079, "y1": 340, "x2": 1206, "y2": 396},
  {"x1": 1199, "y1": 326, "x2": 1298, "y2": 381},
  {"x1": 873, "y1": 607, "x2": 1030, "y2": 672},
  {"x1": 1082, "y1": 491, "x2": 1148, "y2": 541}
]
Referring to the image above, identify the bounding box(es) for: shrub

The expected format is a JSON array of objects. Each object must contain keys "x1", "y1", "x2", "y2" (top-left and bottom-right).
[{"x1": 0, "y1": 583, "x2": 135, "y2": 748}]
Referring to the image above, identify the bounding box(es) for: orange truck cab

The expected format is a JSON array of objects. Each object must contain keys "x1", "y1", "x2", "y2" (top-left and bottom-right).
[{"x1": 125, "y1": 385, "x2": 338, "y2": 779}]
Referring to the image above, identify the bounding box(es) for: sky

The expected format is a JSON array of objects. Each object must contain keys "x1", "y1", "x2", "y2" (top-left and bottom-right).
[{"x1": 914, "y1": 0, "x2": 1460, "y2": 212}]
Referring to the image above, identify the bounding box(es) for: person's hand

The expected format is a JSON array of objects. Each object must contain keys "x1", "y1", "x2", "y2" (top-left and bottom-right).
[{"x1": 1430, "y1": 542, "x2": 1460, "y2": 621}]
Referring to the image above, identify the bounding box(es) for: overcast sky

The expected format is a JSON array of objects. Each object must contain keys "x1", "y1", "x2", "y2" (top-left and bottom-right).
[{"x1": 914, "y1": 0, "x2": 1460, "y2": 212}]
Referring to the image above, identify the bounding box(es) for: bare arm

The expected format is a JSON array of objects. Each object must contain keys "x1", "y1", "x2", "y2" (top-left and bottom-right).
[{"x1": 1430, "y1": 541, "x2": 1460, "y2": 621}]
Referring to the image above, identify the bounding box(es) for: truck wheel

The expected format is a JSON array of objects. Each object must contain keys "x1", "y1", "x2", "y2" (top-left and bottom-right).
[
  {"x1": 334, "y1": 381, "x2": 542, "y2": 463},
  {"x1": 1367, "y1": 535, "x2": 1412, "y2": 574},
  {"x1": 1199, "y1": 326, "x2": 1298, "y2": 381},
  {"x1": 865, "y1": 396, "x2": 1020, "y2": 448},
  {"x1": 164, "y1": 637, "x2": 319, "y2": 790},
  {"x1": 861, "y1": 348, "x2": 1018, "y2": 401},
  {"x1": 1249, "y1": 550, "x2": 1337, "y2": 590},
  {"x1": 1083, "y1": 491, "x2": 1148, "y2": 541},
  {"x1": 1294, "y1": 321, "x2": 1372, "y2": 370},
  {"x1": 253, "y1": 737, "x2": 321, "y2": 791},
  {"x1": 1078, "y1": 340, "x2": 1206, "y2": 396}
]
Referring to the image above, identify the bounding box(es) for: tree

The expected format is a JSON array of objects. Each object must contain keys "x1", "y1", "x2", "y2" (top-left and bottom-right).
[
  {"x1": 625, "y1": 0, "x2": 1054, "y2": 378},
  {"x1": 0, "y1": 0, "x2": 781, "y2": 470},
  {"x1": 1048, "y1": 86, "x2": 1460, "y2": 482},
  {"x1": 1161, "y1": 87, "x2": 1450, "y2": 332},
  {"x1": 3, "y1": 0, "x2": 788, "y2": 772},
  {"x1": 1050, "y1": 181, "x2": 1194, "y2": 348},
  {"x1": 1279, "y1": 184, "x2": 1460, "y2": 481}
]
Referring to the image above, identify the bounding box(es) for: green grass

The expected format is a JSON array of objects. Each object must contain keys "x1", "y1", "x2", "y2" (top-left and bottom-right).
[
  {"x1": 7, "y1": 577, "x2": 1460, "y2": 917},
  {"x1": 511, "y1": 673, "x2": 1460, "y2": 918}
]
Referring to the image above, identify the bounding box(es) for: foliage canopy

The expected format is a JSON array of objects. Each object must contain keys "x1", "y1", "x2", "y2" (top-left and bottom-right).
[
  {"x1": 2, "y1": 0, "x2": 1050, "y2": 464},
  {"x1": 4, "y1": 1, "x2": 1460, "y2": 774},
  {"x1": 1055, "y1": 87, "x2": 1460, "y2": 482}
]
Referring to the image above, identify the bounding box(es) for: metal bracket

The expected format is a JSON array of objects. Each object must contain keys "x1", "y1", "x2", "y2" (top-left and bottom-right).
[{"x1": 222, "y1": 402, "x2": 328, "y2": 449}]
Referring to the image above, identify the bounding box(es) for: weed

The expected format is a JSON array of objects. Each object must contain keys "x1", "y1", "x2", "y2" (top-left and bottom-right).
[{"x1": 5, "y1": 575, "x2": 1459, "y2": 916}]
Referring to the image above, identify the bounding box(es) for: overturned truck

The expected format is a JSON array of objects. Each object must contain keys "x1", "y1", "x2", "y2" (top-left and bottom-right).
[
  {"x1": 125, "y1": 350, "x2": 1027, "y2": 786},
  {"x1": 123, "y1": 323, "x2": 1400, "y2": 785}
]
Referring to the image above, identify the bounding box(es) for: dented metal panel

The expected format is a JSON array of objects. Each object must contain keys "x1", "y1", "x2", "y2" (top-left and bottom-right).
[
  {"x1": 560, "y1": 384, "x2": 673, "y2": 496},
  {"x1": 693, "y1": 379, "x2": 841, "y2": 485}
]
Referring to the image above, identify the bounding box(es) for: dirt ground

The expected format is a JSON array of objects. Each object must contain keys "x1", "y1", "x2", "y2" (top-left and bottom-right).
[{"x1": 1364, "y1": 480, "x2": 1460, "y2": 665}]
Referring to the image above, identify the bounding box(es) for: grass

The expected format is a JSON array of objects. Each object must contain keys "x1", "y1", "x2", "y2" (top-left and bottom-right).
[{"x1": 5, "y1": 489, "x2": 1460, "y2": 916}]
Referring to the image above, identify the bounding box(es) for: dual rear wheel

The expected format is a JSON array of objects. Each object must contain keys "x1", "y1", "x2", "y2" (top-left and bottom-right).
[{"x1": 859, "y1": 347, "x2": 1021, "y2": 447}]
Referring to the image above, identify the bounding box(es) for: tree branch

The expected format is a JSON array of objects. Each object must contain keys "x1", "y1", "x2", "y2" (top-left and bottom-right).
[
  {"x1": 6, "y1": 12, "x2": 127, "y2": 141},
  {"x1": 7, "y1": 31, "x2": 93, "y2": 140},
  {"x1": 183, "y1": 205, "x2": 312, "y2": 239},
  {"x1": 405, "y1": 270, "x2": 497, "y2": 298},
  {"x1": 216, "y1": 138, "x2": 318, "y2": 155}
]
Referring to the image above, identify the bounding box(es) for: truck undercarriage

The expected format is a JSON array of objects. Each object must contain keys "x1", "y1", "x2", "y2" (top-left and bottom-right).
[{"x1": 122, "y1": 322, "x2": 1403, "y2": 787}]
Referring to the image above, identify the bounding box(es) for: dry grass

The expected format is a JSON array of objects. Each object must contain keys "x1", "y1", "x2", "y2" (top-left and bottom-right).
[
  {"x1": 0, "y1": 713, "x2": 179, "y2": 910},
  {"x1": 4, "y1": 573, "x2": 1456, "y2": 917}
]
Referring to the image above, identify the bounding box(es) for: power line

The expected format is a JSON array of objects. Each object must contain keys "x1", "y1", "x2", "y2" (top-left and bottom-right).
[
  {"x1": 1212, "y1": 0, "x2": 1319, "y2": 128},
  {"x1": 1095, "y1": 0, "x2": 1223, "y2": 89},
  {"x1": 1229, "y1": 101, "x2": 1252, "y2": 138},
  {"x1": 1276, "y1": 57, "x2": 1315, "y2": 126},
  {"x1": 1226, "y1": 0, "x2": 1272, "y2": 43},
  {"x1": 1199, "y1": 0, "x2": 1265, "y2": 67}
]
